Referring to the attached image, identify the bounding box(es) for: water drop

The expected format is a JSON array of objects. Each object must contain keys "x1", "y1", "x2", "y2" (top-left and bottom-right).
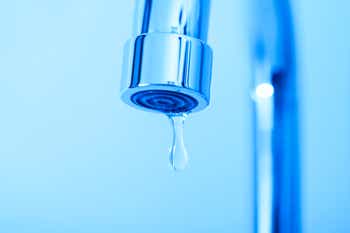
[{"x1": 168, "y1": 114, "x2": 188, "y2": 171}]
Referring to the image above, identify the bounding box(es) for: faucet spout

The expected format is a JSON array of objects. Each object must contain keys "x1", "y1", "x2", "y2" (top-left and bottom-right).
[{"x1": 121, "y1": 0, "x2": 213, "y2": 115}]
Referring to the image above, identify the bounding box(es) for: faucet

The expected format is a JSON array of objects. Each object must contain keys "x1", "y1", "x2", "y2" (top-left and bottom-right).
[
  {"x1": 120, "y1": 0, "x2": 212, "y2": 115},
  {"x1": 120, "y1": 0, "x2": 300, "y2": 232}
]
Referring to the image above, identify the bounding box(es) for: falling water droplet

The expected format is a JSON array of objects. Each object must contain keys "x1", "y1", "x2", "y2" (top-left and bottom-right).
[{"x1": 168, "y1": 114, "x2": 188, "y2": 171}]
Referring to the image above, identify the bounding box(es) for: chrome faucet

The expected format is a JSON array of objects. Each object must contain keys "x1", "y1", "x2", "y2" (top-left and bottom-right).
[{"x1": 120, "y1": 0, "x2": 212, "y2": 115}]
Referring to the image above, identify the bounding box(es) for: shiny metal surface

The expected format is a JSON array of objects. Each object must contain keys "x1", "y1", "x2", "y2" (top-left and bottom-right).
[
  {"x1": 251, "y1": 0, "x2": 301, "y2": 232},
  {"x1": 132, "y1": 0, "x2": 211, "y2": 41},
  {"x1": 121, "y1": 0, "x2": 212, "y2": 114},
  {"x1": 121, "y1": 33, "x2": 212, "y2": 113}
]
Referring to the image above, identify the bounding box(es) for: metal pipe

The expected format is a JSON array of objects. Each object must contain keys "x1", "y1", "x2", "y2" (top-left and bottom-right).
[
  {"x1": 121, "y1": 0, "x2": 212, "y2": 115},
  {"x1": 251, "y1": 0, "x2": 301, "y2": 232}
]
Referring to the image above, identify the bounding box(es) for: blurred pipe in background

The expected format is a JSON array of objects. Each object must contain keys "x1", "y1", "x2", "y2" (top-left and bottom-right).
[{"x1": 250, "y1": 0, "x2": 301, "y2": 232}]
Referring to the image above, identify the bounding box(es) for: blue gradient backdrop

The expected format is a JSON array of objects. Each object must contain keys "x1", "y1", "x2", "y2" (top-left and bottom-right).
[{"x1": 0, "y1": 1, "x2": 349, "y2": 232}]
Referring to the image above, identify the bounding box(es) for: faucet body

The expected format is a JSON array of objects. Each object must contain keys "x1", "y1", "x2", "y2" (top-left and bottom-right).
[{"x1": 121, "y1": 0, "x2": 212, "y2": 115}]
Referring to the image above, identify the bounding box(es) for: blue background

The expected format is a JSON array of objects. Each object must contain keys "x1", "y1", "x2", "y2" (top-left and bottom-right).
[{"x1": 0, "y1": 0, "x2": 349, "y2": 232}]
